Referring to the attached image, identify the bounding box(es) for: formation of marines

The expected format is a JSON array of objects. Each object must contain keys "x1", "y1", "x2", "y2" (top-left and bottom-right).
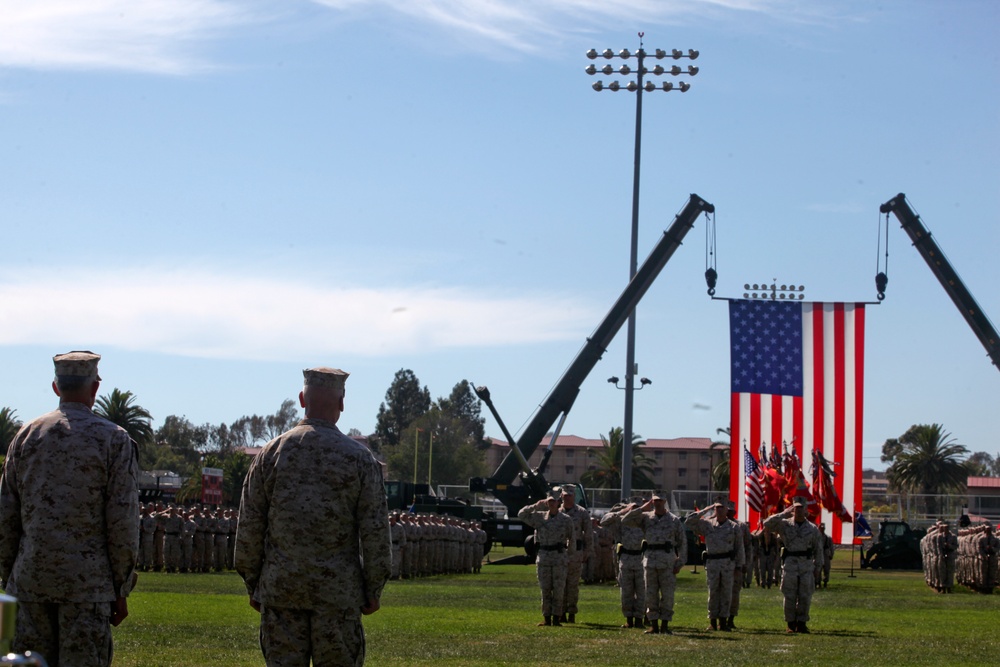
[
  {"x1": 139, "y1": 502, "x2": 238, "y2": 573},
  {"x1": 388, "y1": 511, "x2": 487, "y2": 579},
  {"x1": 923, "y1": 520, "x2": 999, "y2": 594}
]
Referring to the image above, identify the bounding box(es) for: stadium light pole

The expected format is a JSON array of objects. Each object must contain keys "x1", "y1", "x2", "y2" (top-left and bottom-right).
[{"x1": 587, "y1": 34, "x2": 699, "y2": 499}]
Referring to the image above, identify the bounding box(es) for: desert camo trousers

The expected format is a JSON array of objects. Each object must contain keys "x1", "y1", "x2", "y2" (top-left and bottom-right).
[
  {"x1": 260, "y1": 605, "x2": 365, "y2": 667},
  {"x1": 14, "y1": 601, "x2": 114, "y2": 667}
]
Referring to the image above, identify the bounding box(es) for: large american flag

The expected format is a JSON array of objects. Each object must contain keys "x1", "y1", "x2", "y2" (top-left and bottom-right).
[{"x1": 727, "y1": 299, "x2": 865, "y2": 545}]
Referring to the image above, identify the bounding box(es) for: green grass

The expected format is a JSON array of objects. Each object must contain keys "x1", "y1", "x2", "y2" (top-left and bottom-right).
[{"x1": 110, "y1": 551, "x2": 1000, "y2": 666}]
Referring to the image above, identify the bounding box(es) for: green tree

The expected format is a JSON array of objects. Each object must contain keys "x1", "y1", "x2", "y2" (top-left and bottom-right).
[
  {"x1": 149, "y1": 415, "x2": 208, "y2": 474},
  {"x1": 95, "y1": 388, "x2": 154, "y2": 447},
  {"x1": 373, "y1": 369, "x2": 430, "y2": 453},
  {"x1": 709, "y1": 426, "x2": 731, "y2": 494},
  {"x1": 885, "y1": 423, "x2": 969, "y2": 516},
  {"x1": 437, "y1": 380, "x2": 488, "y2": 448},
  {"x1": 382, "y1": 407, "x2": 488, "y2": 488},
  {"x1": 580, "y1": 427, "x2": 655, "y2": 492},
  {"x1": 1, "y1": 407, "x2": 23, "y2": 457},
  {"x1": 966, "y1": 451, "x2": 995, "y2": 477}
]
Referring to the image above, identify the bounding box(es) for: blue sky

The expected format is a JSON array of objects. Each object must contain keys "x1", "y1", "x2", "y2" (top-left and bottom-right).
[{"x1": 1, "y1": 0, "x2": 997, "y2": 471}]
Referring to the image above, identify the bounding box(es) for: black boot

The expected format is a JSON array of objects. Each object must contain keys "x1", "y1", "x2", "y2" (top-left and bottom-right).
[
  {"x1": 622, "y1": 617, "x2": 634, "y2": 629},
  {"x1": 720, "y1": 616, "x2": 731, "y2": 632},
  {"x1": 635, "y1": 617, "x2": 645, "y2": 629},
  {"x1": 567, "y1": 613, "x2": 575, "y2": 624},
  {"x1": 707, "y1": 618, "x2": 718, "y2": 631},
  {"x1": 644, "y1": 619, "x2": 659, "y2": 634},
  {"x1": 552, "y1": 614, "x2": 562, "y2": 627},
  {"x1": 786, "y1": 621, "x2": 797, "y2": 634},
  {"x1": 798, "y1": 621, "x2": 810, "y2": 634},
  {"x1": 728, "y1": 616, "x2": 737, "y2": 630},
  {"x1": 537, "y1": 616, "x2": 551, "y2": 626},
  {"x1": 661, "y1": 621, "x2": 672, "y2": 635}
]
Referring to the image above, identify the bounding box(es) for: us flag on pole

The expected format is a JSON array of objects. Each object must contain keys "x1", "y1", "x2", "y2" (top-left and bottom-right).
[
  {"x1": 743, "y1": 446, "x2": 765, "y2": 513},
  {"x1": 727, "y1": 299, "x2": 865, "y2": 545}
]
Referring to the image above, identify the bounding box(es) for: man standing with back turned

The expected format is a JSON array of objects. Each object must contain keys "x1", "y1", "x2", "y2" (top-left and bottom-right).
[
  {"x1": 236, "y1": 367, "x2": 391, "y2": 666},
  {"x1": 0, "y1": 351, "x2": 139, "y2": 666}
]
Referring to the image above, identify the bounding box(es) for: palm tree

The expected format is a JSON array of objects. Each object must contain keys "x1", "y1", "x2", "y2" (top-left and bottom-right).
[
  {"x1": 886, "y1": 423, "x2": 969, "y2": 516},
  {"x1": 581, "y1": 427, "x2": 656, "y2": 493},
  {"x1": 709, "y1": 426, "x2": 731, "y2": 494},
  {"x1": 95, "y1": 388, "x2": 155, "y2": 447},
  {"x1": 1, "y1": 407, "x2": 23, "y2": 457}
]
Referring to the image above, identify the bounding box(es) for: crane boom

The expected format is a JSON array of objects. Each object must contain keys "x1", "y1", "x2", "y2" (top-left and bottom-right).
[
  {"x1": 880, "y1": 193, "x2": 1000, "y2": 370},
  {"x1": 471, "y1": 194, "x2": 715, "y2": 513}
]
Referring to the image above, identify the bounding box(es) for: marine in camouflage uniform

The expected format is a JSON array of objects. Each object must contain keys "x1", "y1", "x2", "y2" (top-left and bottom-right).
[
  {"x1": 162, "y1": 506, "x2": 184, "y2": 573},
  {"x1": 559, "y1": 484, "x2": 592, "y2": 623},
  {"x1": 518, "y1": 494, "x2": 575, "y2": 627},
  {"x1": 726, "y1": 503, "x2": 752, "y2": 629},
  {"x1": 236, "y1": 367, "x2": 391, "y2": 667},
  {"x1": 389, "y1": 513, "x2": 406, "y2": 580},
  {"x1": 180, "y1": 511, "x2": 197, "y2": 572},
  {"x1": 0, "y1": 351, "x2": 139, "y2": 666},
  {"x1": 601, "y1": 503, "x2": 646, "y2": 628},
  {"x1": 623, "y1": 495, "x2": 687, "y2": 634},
  {"x1": 139, "y1": 504, "x2": 157, "y2": 571},
  {"x1": 686, "y1": 502, "x2": 745, "y2": 631},
  {"x1": 764, "y1": 500, "x2": 824, "y2": 633}
]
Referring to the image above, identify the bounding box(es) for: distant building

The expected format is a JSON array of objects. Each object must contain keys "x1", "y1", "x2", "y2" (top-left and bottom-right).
[
  {"x1": 483, "y1": 434, "x2": 718, "y2": 497},
  {"x1": 967, "y1": 476, "x2": 1000, "y2": 520}
]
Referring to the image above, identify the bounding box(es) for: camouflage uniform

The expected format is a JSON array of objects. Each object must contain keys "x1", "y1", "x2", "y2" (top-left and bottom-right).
[
  {"x1": 601, "y1": 507, "x2": 646, "y2": 625},
  {"x1": 389, "y1": 514, "x2": 407, "y2": 580},
  {"x1": 180, "y1": 513, "x2": 197, "y2": 572},
  {"x1": 559, "y1": 488, "x2": 592, "y2": 621},
  {"x1": 764, "y1": 505, "x2": 824, "y2": 631},
  {"x1": 728, "y1": 513, "x2": 752, "y2": 625},
  {"x1": 623, "y1": 502, "x2": 687, "y2": 631},
  {"x1": 236, "y1": 368, "x2": 390, "y2": 667},
  {"x1": 518, "y1": 500, "x2": 575, "y2": 624},
  {"x1": 139, "y1": 507, "x2": 157, "y2": 571},
  {"x1": 162, "y1": 509, "x2": 184, "y2": 573},
  {"x1": 686, "y1": 505, "x2": 745, "y2": 630},
  {"x1": 0, "y1": 351, "x2": 139, "y2": 667}
]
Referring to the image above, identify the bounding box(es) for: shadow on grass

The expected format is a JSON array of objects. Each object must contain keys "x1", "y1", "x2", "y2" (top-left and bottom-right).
[{"x1": 572, "y1": 623, "x2": 877, "y2": 640}]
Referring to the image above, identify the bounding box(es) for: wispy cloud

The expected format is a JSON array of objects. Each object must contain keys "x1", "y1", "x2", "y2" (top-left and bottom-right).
[
  {"x1": 0, "y1": 0, "x2": 826, "y2": 74},
  {"x1": 0, "y1": 0, "x2": 262, "y2": 74},
  {"x1": 0, "y1": 267, "x2": 597, "y2": 361}
]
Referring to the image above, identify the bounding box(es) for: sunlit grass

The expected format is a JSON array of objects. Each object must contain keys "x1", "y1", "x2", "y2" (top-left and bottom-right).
[{"x1": 110, "y1": 550, "x2": 1000, "y2": 666}]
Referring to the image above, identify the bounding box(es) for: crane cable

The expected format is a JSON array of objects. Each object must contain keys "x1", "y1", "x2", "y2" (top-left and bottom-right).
[
  {"x1": 704, "y1": 209, "x2": 717, "y2": 296},
  {"x1": 875, "y1": 208, "x2": 890, "y2": 301}
]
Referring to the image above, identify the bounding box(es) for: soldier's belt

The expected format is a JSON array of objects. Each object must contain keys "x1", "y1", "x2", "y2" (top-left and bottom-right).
[
  {"x1": 538, "y1": 544, "x2": 566, "y2": 552},
  {"x1": 642, "y1": 542, "x2": 674, "y2": 552},
  {"x1": 618, "y1": 546, "x2": 643, "y2": 556},
  {"x1": 704, "y1": 550, "x2": 735, "y2": 560},
  {"x1": 782, "y1": 548, "x2": 814, "y2": 560}
]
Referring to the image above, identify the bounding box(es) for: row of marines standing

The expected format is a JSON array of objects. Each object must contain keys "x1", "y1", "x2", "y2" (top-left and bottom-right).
[
  {"x1": 522, "y1": 488, "x2": 827, "y2": 635},
  {"x1": 921, "y1": 520, "x2": 999, "y2": 594},
  {"x1": 138, "y1": 502, "x2": 238, "y2": 573},
  {"x1": 387, "y1": 511, "x2": 487, "y2": 579}
]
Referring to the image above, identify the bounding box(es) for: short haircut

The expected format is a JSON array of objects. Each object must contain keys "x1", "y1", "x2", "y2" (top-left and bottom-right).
[{"x1": 55, "y1": 374, "x2": 92, "y2": 392}]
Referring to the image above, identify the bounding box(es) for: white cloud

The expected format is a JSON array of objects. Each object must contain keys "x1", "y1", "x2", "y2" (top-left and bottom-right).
[
  {"x1": 0, "y1": 0, "x2": 843, "y2": 75},
  {"x1": 0, "y1": 0, "x2": 262, "y2": 74},
  {"x1": 0, "y1": 267, "x2": 597, "y2": 361},
  {"x1": 311, "y1": 0, "x2": 802, "y2": 54}
]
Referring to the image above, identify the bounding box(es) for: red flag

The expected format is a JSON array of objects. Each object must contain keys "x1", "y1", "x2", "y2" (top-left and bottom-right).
[{"x1": 728, "y1": 300, "x2": 865, "y2": 545}]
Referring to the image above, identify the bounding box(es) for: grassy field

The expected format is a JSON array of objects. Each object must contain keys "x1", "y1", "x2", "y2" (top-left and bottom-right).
[{"x1": 112, "y1": 549, "x2": 1000, "y2": 666}]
